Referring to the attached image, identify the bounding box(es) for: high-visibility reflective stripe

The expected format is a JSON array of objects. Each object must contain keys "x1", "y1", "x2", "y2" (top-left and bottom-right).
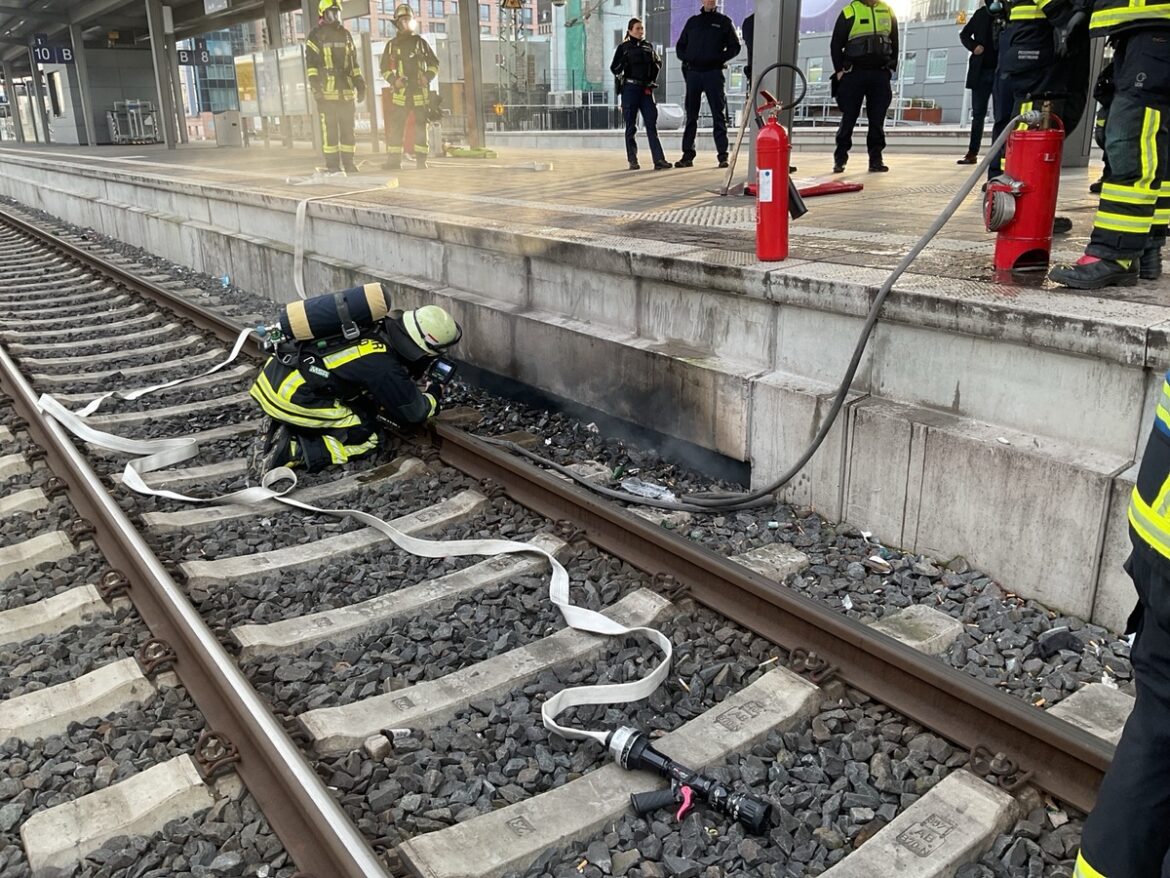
[
  {"x1": 1010, "y1": 4, "x2": 1045, "y2": 19},
  {"x1": 1094, "y1": 212, "x2": 1155, "y2": 233},
  {"x1": 1129, "y1": 487, "x2": 1170, "y2": 562},
  {"x1": 1155, "y1": 380, "x2": 1170, "y2": 435},
  {"x1": 1140, "y1": 107, "x2": 1160, "y2": 190},
  {"x1": 1092, "y1": 3, "x2": 1170, "y2": 28},
  {"x1": 1073, "y1": 851, "x2": 1107, "y2": 878},
  {"x1": 250, "y1": 368, "x2": 362, "y2": 429},
  {"x1": 322, "y1": 434, "x2": 348, "y2": 464},
  {"x1": 1100, "y1": 183, "x2": 1158, "y2": 205}
]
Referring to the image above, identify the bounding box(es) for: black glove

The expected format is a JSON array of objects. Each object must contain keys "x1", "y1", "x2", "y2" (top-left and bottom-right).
[
  {"x1": 425, "y1": 381, "x2": 444, "y2": 401},
  {"x1": 1053, "y1": 9, "x2": 1086, "y2": 58},
  {"x1": 355, "y1": 81, "x2": 367, "y2": 103},
  {"x1": 312, "y1": 87, "x2": 325, "y2": 105}
]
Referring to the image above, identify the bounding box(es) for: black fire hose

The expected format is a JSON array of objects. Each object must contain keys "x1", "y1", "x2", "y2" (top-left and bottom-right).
[{"x1": 480, "y1": 115, "x2": 1034, "y2": 514}]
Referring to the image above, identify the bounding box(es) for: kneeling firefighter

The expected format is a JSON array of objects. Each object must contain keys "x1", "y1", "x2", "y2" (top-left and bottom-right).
[{"x1": 248, "y1": 284, "x2": 461, "y2": 475}]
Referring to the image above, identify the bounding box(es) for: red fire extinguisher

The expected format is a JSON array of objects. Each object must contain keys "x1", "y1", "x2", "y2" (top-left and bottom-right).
[
  {"x1": 984, "y1": 105, "x2": 1064, "y2": 276},
  {"x1": 757, "y1": 114, "x2": 790, "y2": 261}
]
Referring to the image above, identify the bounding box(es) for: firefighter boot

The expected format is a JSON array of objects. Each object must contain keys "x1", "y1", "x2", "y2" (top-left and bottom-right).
[
  {"x1": 1048, "y1": 255, "x2": 1139, "y2": 290},
  {"x1": 1140, "y1": 246, "x2": 1163, "y2": 281},
  {"x1": 383, "y1": 155, "x2": 402, "y2": 170}
]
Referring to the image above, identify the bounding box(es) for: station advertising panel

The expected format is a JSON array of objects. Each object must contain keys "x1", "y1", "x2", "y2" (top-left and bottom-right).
[
  {"x1": 235, "y1": 54, "x2": 259, "y2": 116},
  {"x1": 278, "y1": 45, "x2": 309, "y2": 116},
  {"x1": 255, "y1": 49, "x2": 285, "y2": 117}
]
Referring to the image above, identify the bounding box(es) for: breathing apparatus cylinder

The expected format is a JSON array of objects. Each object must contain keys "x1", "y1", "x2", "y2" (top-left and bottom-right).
[
  {"x1": 607, "y1": 727, "x2": 773, "y2": 833},
  {"x1": 278, "y1": 282, "x2": 393, "y2": 342},
  {"x1": 756, "y1": 114, "x2": 791, "y2": 261},
  {"x1": 984, "y1": 107, "x2": 1064, "y2": 274}
]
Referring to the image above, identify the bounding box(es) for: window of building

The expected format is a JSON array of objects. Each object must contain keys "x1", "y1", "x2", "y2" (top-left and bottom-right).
[
  {"x1": 522, "y1": 7, "x2": 532, "y2": 23},
  {"x1": 379, "y1": 18, "x2": 396, "y2": 35},
  {"x1": 479, "y1": 3, "x2": 489, "y2": 19},
  {"x1": 480, "y1": 23, "x2": 491, "y2": 33},
  {"x1": 432, "y1": 21, "x2": 446, "y2": 32},
  {"x1": 926, "y1": 47, "x2": 948, "y2": 80},
  {"x1": 806, "y1": 56, "x2": 823, "y2": 82},
  {"x1": 900, "y1": 51, "x2": 917, "y2": 83},
  {"x1": 351, "y1": 16, "x2": 371, "y2": 32}
]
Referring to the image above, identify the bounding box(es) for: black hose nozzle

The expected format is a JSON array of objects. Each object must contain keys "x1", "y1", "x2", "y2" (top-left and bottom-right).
[{"x1": 609, "y1": 727, "x2": 773, "y2": 834}]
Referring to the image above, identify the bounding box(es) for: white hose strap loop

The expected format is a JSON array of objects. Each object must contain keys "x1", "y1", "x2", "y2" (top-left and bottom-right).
[
  {"x1": 293, "y1": 186, "x2": 391, "y2": 300},
  {"x1": 72, "y1": 326, "x2": 256, "y2": 418},
  {"x1": 36, "y1": 396, "x2": 672, "y2": 745}
]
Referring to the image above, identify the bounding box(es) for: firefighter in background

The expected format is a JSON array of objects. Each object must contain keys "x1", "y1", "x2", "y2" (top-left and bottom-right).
[
  {"x1": 830, "y1": 0, "x2": 899, "y2": 174},
  {"x1": 985, "y1": 0, "x2": 1090, "y2": 191},
  {"x1": 249, "y1": 303, "x2": 462, "y2": 475},
  {"x1": 380, "y1": 4, "x2": 440, "y2": 170},
  {"x1": 306, "y1": 0, "x2": 366, "y2": 174},
  {"x1": 1049, "y1": 5, "x2": 1168, "y2": 290}
]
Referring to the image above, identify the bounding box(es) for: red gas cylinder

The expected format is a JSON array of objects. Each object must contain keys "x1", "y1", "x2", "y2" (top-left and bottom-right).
[
  {"x1": 984, "y1": 124, "x2": 1064, "y2": 276},
  {"x1": 756, "y1": 115, "x2": 790, "y2": 261}
]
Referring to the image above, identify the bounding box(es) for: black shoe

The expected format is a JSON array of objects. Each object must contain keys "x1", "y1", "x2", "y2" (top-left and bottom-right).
[
  {"x1": 1089, "y1": 178, "x2": 1103, "y2": 194},
  {"x1": 1052, "y1": 216, "x2": 1073, "y2": 235},
  {"x1": 1048, "y1": 258, "x2": 1139, "y2": 290},
  {"x1": 248, "y1": 423, "x2": 293, "y2": 483},
  {"x1": 628, "y1": 161, "x2": 640, "y2": 170},
  {"x1": 383, "y1": 158, "x2": 401, "y2": 170},
  {"x1": 869, "y1": 163, "x2": 889, "y2": 172},
  {"x1": 342, "y1": 163, "x2": 358, "y2": 175},
  {"x1": 653, "y1": 160, "x2": 672, "y2": 170},
  {"x1": 718, "y1": 157, "x2": 729, "y2": 168},
  {"x1": 832, "y1": 164, "x2": 845, "y2": 173},
  {"x1": 674, "y1": 157, "x2": 694, "y2": 168},
  {"x1": 956, "y1": 153, "x2": 978, "y2": 165},
  {"x1": 1140, "y1": 246, "x2": 1163, "y2": 281}
]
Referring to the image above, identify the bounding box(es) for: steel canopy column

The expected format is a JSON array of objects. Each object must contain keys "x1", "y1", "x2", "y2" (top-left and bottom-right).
[
  {"x1": 360, "y1": 31, "x2": 379, "y2": 155},
  {"x1": 749, "y1": 0, "x2": 800, "y2": 180},
  {"x1": 145, "y1": 0, "x2": 177, "y2": 148},
  {"x1": 166, "y1": 41, "x2": 189, "y2": 144},
  {"x1": 26, "y1": 49, "x2": 51, "y2": 143},
  {"x1": 68, "y1": 24, "x2": 98, "y2": 146},
  {"x1": 2, "y1": 63, "x2": 26, "y2": 143},
  {"x1": 265, "y1": 0, "x2": 294, "y2": 148},
  {"x1": 456, "y1": 0, "x2": 484, "y2": 149},
  {"x1": 302, "y1": 0, "x2": 322, "y2": 155}
]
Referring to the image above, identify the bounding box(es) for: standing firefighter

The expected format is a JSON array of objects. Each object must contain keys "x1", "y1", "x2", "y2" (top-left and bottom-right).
[
  {"x1": 248, "y1": 285, "x2": 462, "y2": 476},
  {"x1": 306, "y1": 0, "x2": 366, "y2": 174},
  {"x1": 381, "y1": 3, "x2": 440, "y2": 170},
  {"x1": 1048, "y1": 4, "x2": 1168, "y2": 290}
]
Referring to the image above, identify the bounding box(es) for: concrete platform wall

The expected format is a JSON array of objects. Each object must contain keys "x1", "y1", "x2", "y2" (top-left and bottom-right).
[{"x1": 0, "y1": 154, "x2": 1154, "y2": 632}]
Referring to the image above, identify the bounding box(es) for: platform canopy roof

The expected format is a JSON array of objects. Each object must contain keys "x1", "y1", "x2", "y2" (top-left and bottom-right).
[{"x1": 0, "y1": 0, "x2": 302, "y2": 67}]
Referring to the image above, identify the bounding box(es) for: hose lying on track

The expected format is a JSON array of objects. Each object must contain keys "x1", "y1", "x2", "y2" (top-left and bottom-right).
[{"x1": 481, "y1": 113, "x2": 1031, "y2": 514}]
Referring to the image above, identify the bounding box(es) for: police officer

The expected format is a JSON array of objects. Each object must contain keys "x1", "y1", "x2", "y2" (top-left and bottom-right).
[
  {"x1": 986, "y1": 0, "x2": 1090, "y2": 186},
  {"x1": 381, "y1": 3, "x2": 440, "y2": 170},
  {"x1": 1049, "y1": 6, "x2": 1168, "y2": 290},
  {"x1": 957, "y1": 0, "x2": 1002, "y2": 164},
  {"x1": 611, "y1": 17, "x2": 670, "y2": 171},
  {"x1": 248, "y1": 303, "x2": 461, "y2": 475},
  {"x1": 674, "y1": 0, "x2": 741, "y2": 169},
  {"x1": 830, "y1": 0, "x2": 899, "y2": 174},
  {"x1": 306, "y1": 0, "x2": 366, "y2": 174},
  {"x1": 1073, "y1": 367, "x2": 1170, "y2": 876}
]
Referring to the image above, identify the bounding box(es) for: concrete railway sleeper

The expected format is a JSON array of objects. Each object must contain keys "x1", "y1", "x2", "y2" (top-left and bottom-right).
[{"x1": 0, "y1": 199, "x2": 1132, "y2": 878}]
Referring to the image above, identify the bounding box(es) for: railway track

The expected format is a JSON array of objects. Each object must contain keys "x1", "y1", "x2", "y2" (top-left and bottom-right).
[{"x1": 0, "y1": 202, "x2": 1115, "y2": 878}]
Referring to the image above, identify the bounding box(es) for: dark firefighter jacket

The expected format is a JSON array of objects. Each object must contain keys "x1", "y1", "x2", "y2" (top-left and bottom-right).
[
  {"x1": 306, "y1": 21, "x2": 365, "y2": 102},
  {"x1": 249, "y1": 335, "x2": 437, "y2": 432},
  {"x1": 380, "y1": 32, "x2": 440, "y2": 109}
]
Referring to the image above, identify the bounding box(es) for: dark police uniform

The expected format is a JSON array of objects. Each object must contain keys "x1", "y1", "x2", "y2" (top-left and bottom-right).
[
  {"x1": 305, "y1": 18, "x2": 366, "y2": 173},
  {"x1": 959, "y1": 1, "x2": 1001, "y2": 159},
  {"x1": 674, "y1": 5, "x2": 741, "y2": 166},
  {"x1": 1077, "y1": 367, "x2": 1170, "y2": 876},
  {"x1": 380, "y1": 30, "x2": 440, "y2": 168},
  {"x1": 830, "y1": 0, "x2": 898, "y2": 172},
  {"x1": 611, "y1": 36, "x2": 667, "y2": 168},
  {"x1": 248, "y1": 330, "x2": 438, "y2": 472},
  {"x1": 987, "y1": 0, "x2": 1090, "y2": 179}
]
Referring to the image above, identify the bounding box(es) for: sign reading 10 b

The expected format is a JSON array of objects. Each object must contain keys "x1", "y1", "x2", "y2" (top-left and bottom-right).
[{"x1": 31, "y1": 34, "x2": 73, "y2": 64}]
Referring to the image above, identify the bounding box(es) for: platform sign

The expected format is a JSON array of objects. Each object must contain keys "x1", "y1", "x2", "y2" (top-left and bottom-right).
[
  {"x1": 30, "y1": 34, "x2": 74, "y2": 64},
  {"x1": 178, "y1": 39, "x2": 212, "y2": 66},
  {"x1": 204, "y1": 0, "x2": 230, "y2": 13}
]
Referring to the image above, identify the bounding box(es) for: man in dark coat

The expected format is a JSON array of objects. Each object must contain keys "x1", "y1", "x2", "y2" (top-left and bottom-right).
[
  {"x1": 674, "y1": 0, "x2": 741, "y2": 168},
  {"x1": 957, "y1": 0, "x2": 1001, "y2": 164}
]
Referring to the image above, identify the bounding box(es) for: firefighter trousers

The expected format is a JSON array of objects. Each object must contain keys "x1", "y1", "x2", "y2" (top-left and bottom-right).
[
  {"x1": 1076, "y1": 550, "x2": 1170, "y2": 877},
  {"x1": 279, "y1": 422, "x2": 380, "y2": 472},
  {"x1": 386, "y1": 100, "x2": 429, "y2": 160},
  {"x1": 988, "y1": 37, "x2": 1090, "y2": 178},
  {"x1": 1086, "y1": 30, "x2": 1170, "y2": 262},
  {"x1": 320, "y1": 100, "x2": 357, "y2": 171}
]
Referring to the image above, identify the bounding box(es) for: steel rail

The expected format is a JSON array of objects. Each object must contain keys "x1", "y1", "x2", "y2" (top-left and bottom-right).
[
  {"x1": 0, "y1": 223, "x2": 391, "y2": 878},
  {"x1": 434, "y1": 425, "x2": 1113, "y2": 814},
  {"x1": 0, "y1": 205, "x2": 1111, "y2": 813}
]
